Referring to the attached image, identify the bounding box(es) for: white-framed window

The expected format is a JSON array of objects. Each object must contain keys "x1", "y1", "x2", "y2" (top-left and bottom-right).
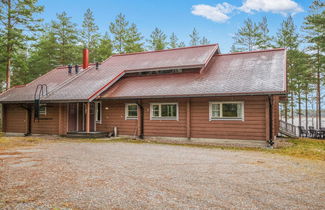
[
  {"x1": 39, "y1": 104, "x2": 47, "y2": 115},
  {"x1": 209, "y1": 101, "x2": 244, "y2": 121},
  {"x1": 150, "y1": 103, "x2": 178, "y2": 120},
  {"x1": 95, "y1": 101, "x2": 102, "y2": 123},
  {"x1": 125, "y1": 103, "x2": 138, "y2": 120}
]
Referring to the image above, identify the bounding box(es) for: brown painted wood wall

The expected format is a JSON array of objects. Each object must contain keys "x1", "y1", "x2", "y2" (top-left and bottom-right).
[
  {"x1": 2, "y1": 95, "x2": 280, "y2": 141},
  {"x1": 2, "y1": 104, "x2": 27, "y2": 133},
  {"x1": 96, "y1": 96, "x2": 275, "y2": 141},
  {"x1": 32, "y1": 104, "x2": 60, "y2": 134}
]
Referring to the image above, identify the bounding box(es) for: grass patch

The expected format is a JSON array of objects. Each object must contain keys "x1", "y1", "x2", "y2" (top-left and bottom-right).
[
  {"x1": 100, "y1": 138, "x2": 325, "y2": 161},
  {"x1": 0, "y1": 136, "x2": 43, "y2": 151},
  {"x1": 266, "y1": 138, "x2": 325, "y2": 161}
]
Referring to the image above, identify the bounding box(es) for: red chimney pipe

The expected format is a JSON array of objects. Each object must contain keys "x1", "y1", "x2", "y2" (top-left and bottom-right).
[{"x1": 83, "y1": 48, "x2": 89, "y2": 69}]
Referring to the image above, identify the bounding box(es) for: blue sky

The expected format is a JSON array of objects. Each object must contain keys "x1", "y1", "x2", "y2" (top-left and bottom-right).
[{"x1": 38, "y1": 0, "x2": 311, "y2": 52}]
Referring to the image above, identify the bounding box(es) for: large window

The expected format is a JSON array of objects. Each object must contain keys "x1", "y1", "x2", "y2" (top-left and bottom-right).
[
  {"x1": 209, "y1": 102, "x2": 244, "y2": 120},
  {"x1": 125, "y1": 104, "x2": 138, "y2": 120},
  {"x1": 95, "y1": 102, "x2": 102, "y2": 123},
  {"x1": 150, "y1": 103, "x2": 178, "y2": 120}
]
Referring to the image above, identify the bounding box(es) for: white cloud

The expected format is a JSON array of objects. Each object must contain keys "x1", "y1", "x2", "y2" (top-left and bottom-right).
[
  {"x1": 191, "y1": 0, "x2": 303, "y2": 22},
  {"x1": 191, "y1": 3, "x2": 235, "y2": 23},
  {"x1": 240, "y1": 0, "x2": 303, "y2": 15}
]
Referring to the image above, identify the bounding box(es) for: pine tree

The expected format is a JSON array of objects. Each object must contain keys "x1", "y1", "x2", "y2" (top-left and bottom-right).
[
  {"x1": 200, "y1": 37, "x2": 210, "y2": 45},
  {"x1": 109, "y1": 13, "x2": 129, "y2": 53},
  {"x1": 189, "y1": 28, "x2": 200, "y2": 46},
  {"x1": 124, "y1": 23, "x2": 144, "y2": 53},
  {"x1": 147, "y1": 27, "x2": 167, "y2": 50},
  {"x1": 303, "y1": 0, "x2": 325, "y2": 128},
  {"x1": 27, "y1": 31, "x2": 60, "y2": 79},
  {"x1": 51, "y1": 12, "x2": 80, "y2": 66},
  {"x1": 178, "y1": 41, "x2": 186, "y2": 48},
  {"x1": 233, "y1": 18, "x2": 261, "y2": 51},
  {"x1": 81, "y1": 8, "x2": 100, "y2": 62},
  {"x1": 169, "y1": 32, "x2": 179, "y2": 49},
  {"x1": 257, "y1": 17, "x2": 273, "y2": 49},
  {"x1": 96, "y1": 33, "x2": 113, "y2": 62},
  {"x1": 276, "y1": 16, "x2": 299, "y2": 125},
  {"x1": 0, "y1": 0, "x2": 44, "y2": 89}
]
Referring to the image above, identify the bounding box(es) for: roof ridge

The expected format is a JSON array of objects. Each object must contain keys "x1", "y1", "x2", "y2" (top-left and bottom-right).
[
  {"x1": 219, "y1": 48, "x2": 285, "y2": 56},
  {"x1": 112, "y1": 44, "x2": 218, "y2": 57},
  {"x1": 45, "y1": 65, "x2": 95, "y2": 98}
]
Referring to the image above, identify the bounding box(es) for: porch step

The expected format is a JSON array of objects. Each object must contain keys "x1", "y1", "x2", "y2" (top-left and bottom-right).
[{"x1": 66, "y1": 131, "x2": 109, "y2": 138}]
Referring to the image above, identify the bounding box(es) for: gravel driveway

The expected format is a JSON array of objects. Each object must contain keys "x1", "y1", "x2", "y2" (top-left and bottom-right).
[{"x1": 0, "y1": 141, "x2": 324, "y2": 209}]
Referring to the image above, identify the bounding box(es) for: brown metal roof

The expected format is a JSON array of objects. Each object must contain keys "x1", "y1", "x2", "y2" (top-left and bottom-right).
[
  {"x1": 100, "y1": 49, "x2": 286, "y2": 99},
  {"x1": 0, "y1": 45, "x2": 286, "y2": 103}
]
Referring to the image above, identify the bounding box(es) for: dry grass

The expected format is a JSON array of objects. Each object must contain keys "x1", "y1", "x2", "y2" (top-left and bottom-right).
[
  {"x1": 0, "y1": 136, "x2": 44, "y2": 151},
  {"x1": 0, "y1": 134, "x2": 324, "y2": 161},
  {"x1": 268, "y1": 138, "x2": 325, "y2": 161},
  {"x1": 98, "y1": 138, "x2": 325, "y2": 161}
]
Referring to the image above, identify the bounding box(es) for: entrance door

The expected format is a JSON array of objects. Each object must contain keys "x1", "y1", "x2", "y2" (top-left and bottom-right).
[{"x1": 68, "y1": 103, "x2": 78, "y2": 132}]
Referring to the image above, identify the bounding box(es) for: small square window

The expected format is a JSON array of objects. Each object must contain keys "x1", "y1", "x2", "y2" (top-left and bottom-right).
[
  {"x1": 39, "y1": 104, "x2": 47, "y2": 115},
  {"x1": 125, "y1": 104, "x2": 138, "y2": 119}
]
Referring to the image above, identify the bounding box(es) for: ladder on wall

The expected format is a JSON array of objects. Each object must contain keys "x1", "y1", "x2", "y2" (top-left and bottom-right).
[{"x1": 34, "y1": 84, "x2": 48, "y2": 121}]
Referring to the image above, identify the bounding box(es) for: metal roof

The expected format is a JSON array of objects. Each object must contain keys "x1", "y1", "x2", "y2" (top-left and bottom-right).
[
  {"x1": 100, "y1": 49, "x2": 286, "y2": 99},
  {"x1": 0, "y1": 45, "x2": 286, "y2": 103},
  {"x1": 0, "y1": 44, "x2": 218, "y2": 103}
]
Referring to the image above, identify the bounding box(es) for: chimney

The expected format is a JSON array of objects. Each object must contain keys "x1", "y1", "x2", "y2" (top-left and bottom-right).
[
  {"x1": 83, "y1": 48, "x2": 89, "y2": 69},
  {"x1": 75, "y1": 65, "x2": 79, "y2": 74},
  {"x1": 96, "y1": 62, "x2": 99, "y2": 70},
  {"x1": 68, "y1": 64, "x2": 72, "y2": 74}
]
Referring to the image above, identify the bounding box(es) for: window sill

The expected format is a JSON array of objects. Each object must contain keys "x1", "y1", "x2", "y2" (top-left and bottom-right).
[
  {"x1": 126, "y1": 117, "x2": 138, "y2": 120},
  {"x1": 151, "y1": 117, "x2": 178, "y2": 121},
  {"x1": 210, "y1": 118, "x2": 243, "y2": 121}
]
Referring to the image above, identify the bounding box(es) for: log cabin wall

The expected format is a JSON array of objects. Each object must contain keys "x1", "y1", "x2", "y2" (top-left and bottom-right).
[{"x1": 98, "y1": 95, "x2": 272, "y2": 141}]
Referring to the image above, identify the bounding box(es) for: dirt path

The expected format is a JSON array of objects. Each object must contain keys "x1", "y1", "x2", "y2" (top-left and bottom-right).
[{"x1": 1, "y1": 141, "x2": 324, "y2": 209}]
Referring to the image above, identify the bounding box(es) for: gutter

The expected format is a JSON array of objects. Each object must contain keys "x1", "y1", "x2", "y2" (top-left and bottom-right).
[{"x1": 268, "y1": 95, "x2": 274, "y2": 147}]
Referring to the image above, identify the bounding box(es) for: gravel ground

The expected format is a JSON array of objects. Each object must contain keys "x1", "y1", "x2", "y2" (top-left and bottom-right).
[{"x1": 0, "y1": 141, "x2": 324, "y2": 209}]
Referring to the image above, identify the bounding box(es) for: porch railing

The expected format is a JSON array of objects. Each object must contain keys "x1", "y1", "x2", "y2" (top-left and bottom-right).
[{"x1": 279, "y1": 120, "x2": 297, "y2": 137}]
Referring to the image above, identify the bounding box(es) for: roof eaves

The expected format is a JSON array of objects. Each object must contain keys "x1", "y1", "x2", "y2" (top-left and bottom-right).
[{"x1": 99, "y1": 91, "x2": 288, "y2": 100}]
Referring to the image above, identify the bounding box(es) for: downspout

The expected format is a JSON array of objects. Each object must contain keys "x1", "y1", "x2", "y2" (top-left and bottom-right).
[
  {"x1": 268, "y1": 95, "x2": 274, "y2": 146},
  {"x1": 136, "y1": 100, "x2": 144, "y2": 139}
]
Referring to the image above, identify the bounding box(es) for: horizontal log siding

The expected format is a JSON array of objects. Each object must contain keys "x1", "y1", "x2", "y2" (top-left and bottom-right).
[
  {"x1": 142, "y1": 98, "x2": 187, "y2": 137},
  {"x1": 3, "y1": 104, "x2": 27, "y2": 133},
  {"x1": 190, "y1": 96, "x2": 267, "y2": 140},
  {"x1": 32, "y1": 104, "x2": 60, "y2": 135},
  {"x1": 96, "y1": 100, "x2": 139, "y2": 135}
]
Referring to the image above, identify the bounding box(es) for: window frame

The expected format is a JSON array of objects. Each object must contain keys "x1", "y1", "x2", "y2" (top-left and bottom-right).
[
  {"x1": 95, "y1": 101, "x2": 102, "y2": 124},
  {"x1": 39, "y1": 104, "x2": 47, "y2": 115},
  {"x1": 150, "y1": 103, "x2": 179, "y2": 121},
  {"x1": 125, "y1": 103, "x2": 138, "y2": 120},
  {"x1": 209, "y1": 101, "x2": 244, "y2": 121}
]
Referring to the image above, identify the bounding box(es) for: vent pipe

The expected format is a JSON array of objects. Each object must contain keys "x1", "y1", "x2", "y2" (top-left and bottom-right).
[
  {"x1": 75, "y1": 65, "x2": 79, "y2": 74},
  {"x1": 83, "y1": 48, "x2": 89, "y2": 69},
  {"x1": 68, "y1": 64, "x2": 72, "y2": 74},
  {"x1": 96, "y1": 62, "x2": 99, "y2": 70}
]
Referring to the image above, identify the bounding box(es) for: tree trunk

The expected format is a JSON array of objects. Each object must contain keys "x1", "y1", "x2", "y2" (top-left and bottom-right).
[
  {"x1": 298, "y1": 90, "x2": 301, "y2": 127},
  {"x1": 291, "y1": 92, "x2": 294, "y2": 125},
  {"x1": 5, "y1": 0, "x2": 12, "y2": 90},
  {"x1": 316, "y1": 48, "x2": 321, "y2": 129},
  {"x1": 305, "y1": 92, "x2": 308, "y2": 129}
]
